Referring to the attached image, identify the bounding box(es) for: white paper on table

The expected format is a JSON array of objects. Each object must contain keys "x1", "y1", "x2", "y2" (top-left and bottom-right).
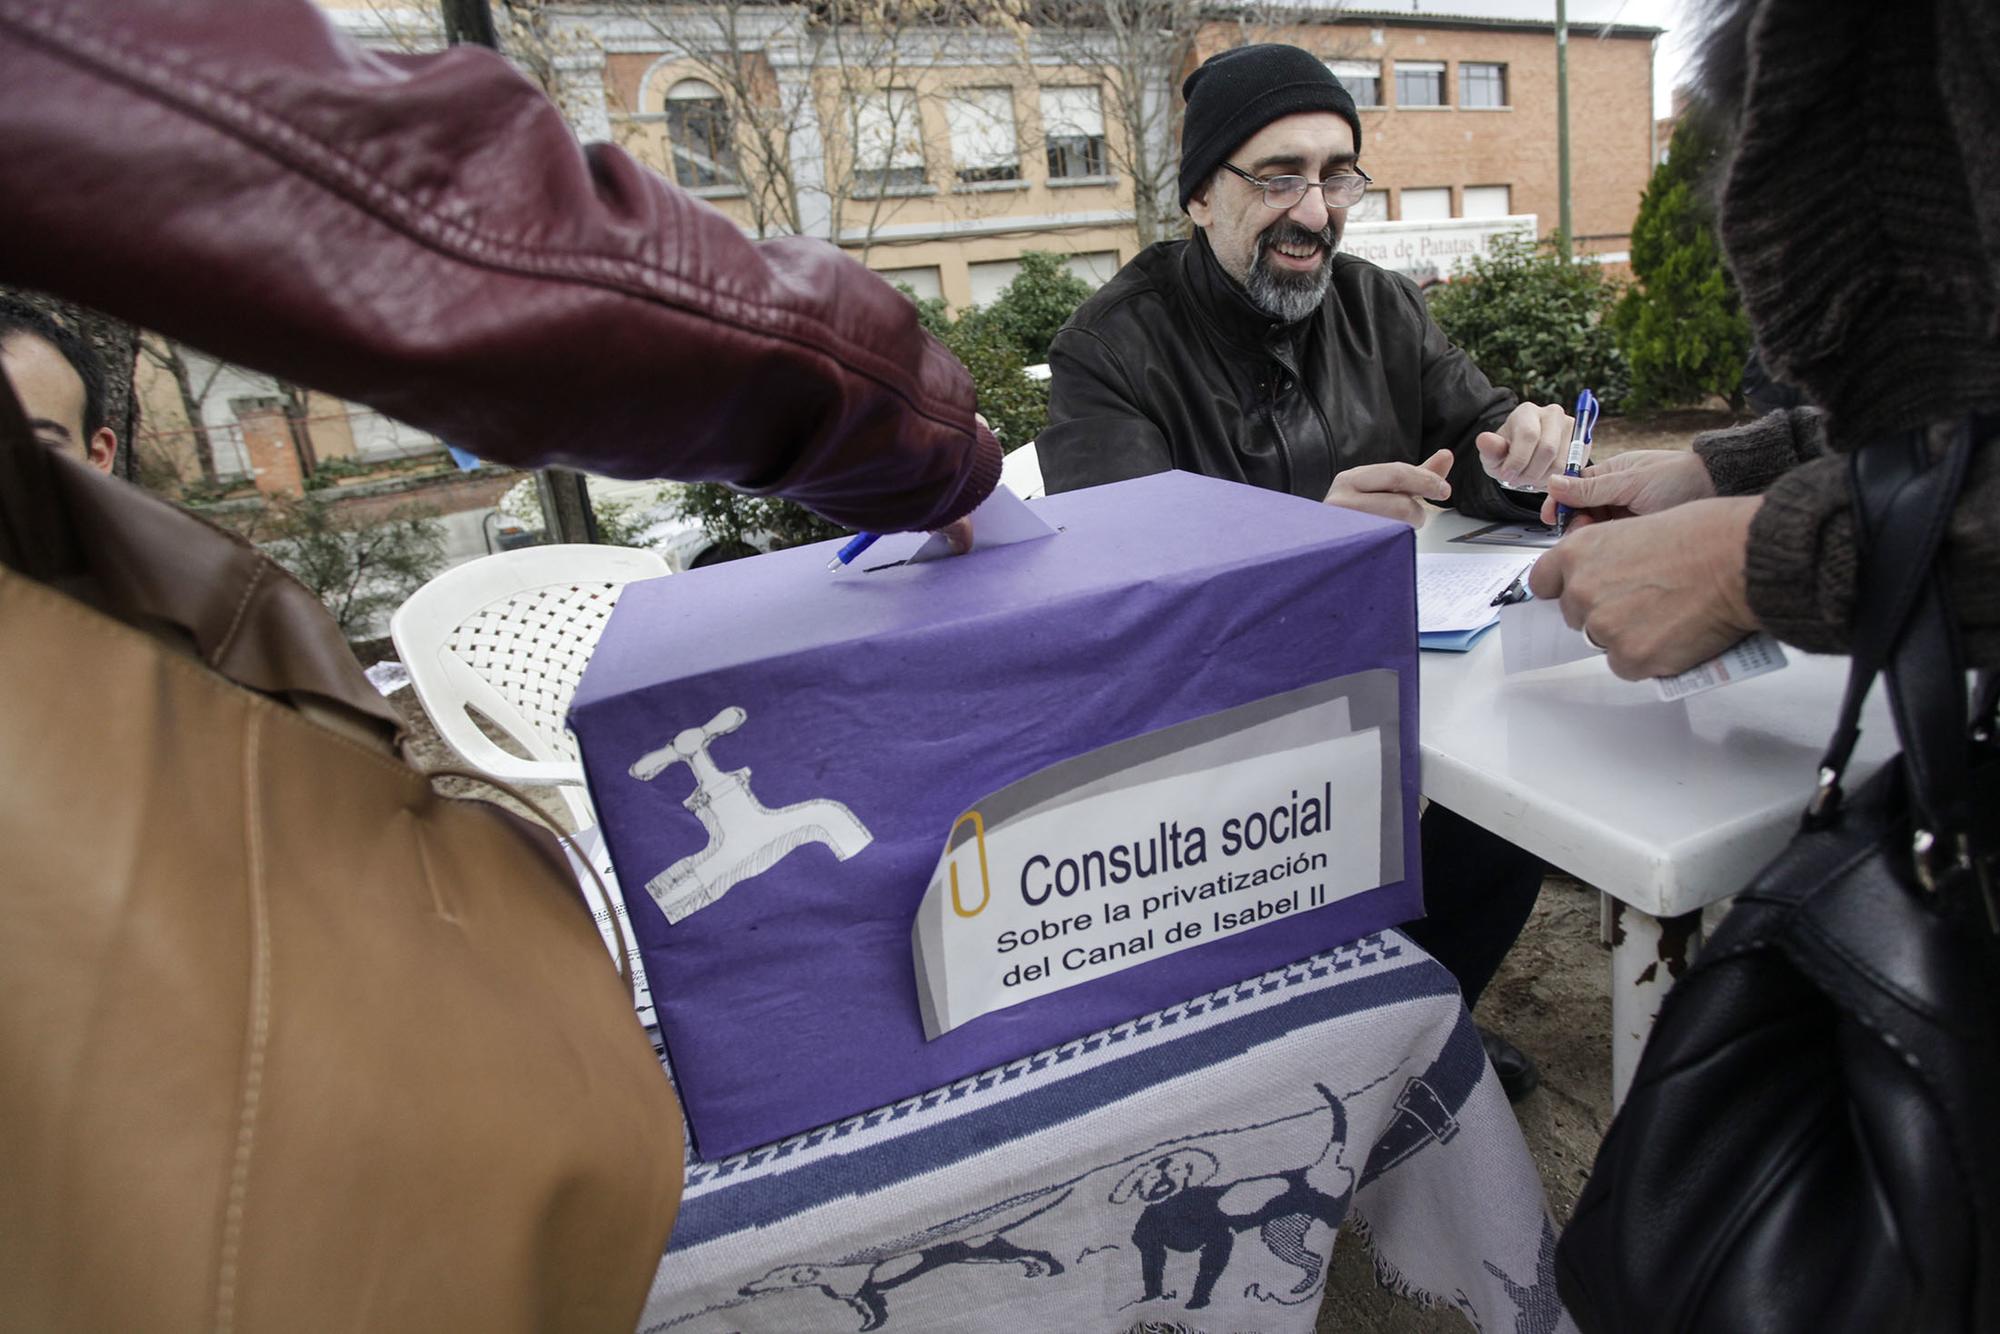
[
  {"x1": 1416, "y1": 553, "x2": 1536, "y2": 633},
  {"x1": 1500, "y1": 596, "x2": 1604, "y2": 674},
  {"x1": 840, "y1": 483, "x2": 1057, "y2": 572},
  {"x1": 1450, "y1": 520, "x2": 1562, "y2": 550}
]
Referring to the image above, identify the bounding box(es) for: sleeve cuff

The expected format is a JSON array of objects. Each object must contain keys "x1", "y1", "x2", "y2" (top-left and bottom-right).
[
  {"x1": 1694, "y1": 408, "x2": 1827, "y2": 496},
  {"x1": 933, "y1": 422, "x2": 1004, "y2": 527},
  {"x1": 1742, "y1": 453, "x2": 1856, "y2": 654}
]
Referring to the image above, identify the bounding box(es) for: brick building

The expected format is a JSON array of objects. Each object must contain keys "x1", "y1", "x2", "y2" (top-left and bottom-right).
[
  {"x1": 137, "y1": 2, "x2": 1663, "y2": 492},
  {"x1": 1204, "y1": 9, "x2": 1661, "y2": 263}
]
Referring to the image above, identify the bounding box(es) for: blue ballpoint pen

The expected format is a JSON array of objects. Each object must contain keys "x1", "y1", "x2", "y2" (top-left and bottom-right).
[
  {"x1": 826, "y1": 531, "x2": 882, "y2": 572},
  {"x1": 1552, "y1": 388, "x2": 1600, "y2": 538}
]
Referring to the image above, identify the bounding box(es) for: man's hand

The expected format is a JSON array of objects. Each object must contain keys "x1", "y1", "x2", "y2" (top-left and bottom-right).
[
  {"x1": 1324, "y1": 448, "x2": 1454, "y2": 528},
  {"x1": 1536, "y1": 449, "x2": 1717, "y2": 529},
  {"x1": 935, "y1": 516, "x2": 974, "y2": 554},
  {"x1": 1474, "y1": 401, "x2": 1573, "y2": 490},
  {"x1": 1528, "y1": 497, "x2": 1762, "y2": 679},
  {"x1": 928, "y1": 412, "x2": 994, "y2": 554}
]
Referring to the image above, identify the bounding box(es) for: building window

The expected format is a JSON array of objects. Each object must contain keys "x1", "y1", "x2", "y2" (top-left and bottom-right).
[
  {"x1": 1460, "y1": 62, "x2": 1508, "y2": 109},
  {"x1": 854, "y1": 89, "x2": 927, "y2": 194},
  {"x1": 1040, "y1": 86, "x2": 1109, "y2": 180},
  {"x1": 1351, "y1": 189, "x2": 1390, "y2": 223},
  {"x1": 1399, "y1": 186, "x2": 1453, "y2": 221},
  {"x1": 1394, "y1": 61, "x2": 1446, "y2": 108},
  {"x1": 968, "y1": 251, "x2": 1119, "y2": 307},
  {"x1": 876, "y1": 265, "x2": 944, "y2": 303},
  {"x1": 1462, "y1": 184, "x2": 1512, "y2": 218},
  {"x1": 947, "y1": 88, "x2": 1020, "y2": 185},
  {"x1": 1328, "y1": 59, "x2": 1382, "y2": 108},
  {"x1": 664, "y1": 78, "x2": 738, "y2": 189}
]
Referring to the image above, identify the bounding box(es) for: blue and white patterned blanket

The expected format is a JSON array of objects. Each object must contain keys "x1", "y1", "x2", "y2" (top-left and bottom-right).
[{"x1": 635, "y1": 933, "x2": 1575, "y2": 1333}]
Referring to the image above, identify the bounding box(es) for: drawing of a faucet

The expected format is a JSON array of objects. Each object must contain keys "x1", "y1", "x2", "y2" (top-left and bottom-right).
[{"x1": 629, "y1": 705, "x2": 873, "y2": 922}]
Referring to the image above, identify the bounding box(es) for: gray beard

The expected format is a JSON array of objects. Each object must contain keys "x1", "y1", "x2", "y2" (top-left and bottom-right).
[{"x1": 1244, "y1": 223, "x2": 1338, "y2": 323}]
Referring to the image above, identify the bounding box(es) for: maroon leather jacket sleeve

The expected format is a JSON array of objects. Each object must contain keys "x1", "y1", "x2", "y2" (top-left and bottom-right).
[{"x1": 0, "y1": 0, "x2": 1000, "y2": 532}]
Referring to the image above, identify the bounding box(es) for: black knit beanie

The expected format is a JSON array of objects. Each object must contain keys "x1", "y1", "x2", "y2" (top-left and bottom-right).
[{"x1": 1178, "y1": 44, "x2": 1362, "y2": 212}]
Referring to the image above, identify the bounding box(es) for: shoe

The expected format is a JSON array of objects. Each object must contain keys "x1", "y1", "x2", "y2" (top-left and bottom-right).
[{"x1": 1480, "y1": 1026, "x2": 1540, "y2": 1102}]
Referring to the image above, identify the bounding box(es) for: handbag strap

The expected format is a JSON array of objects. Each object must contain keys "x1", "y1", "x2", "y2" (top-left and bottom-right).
[
  {"x1": 1814, "y1": 415, "x2": 1995, "y2": 924},
  {"x1": 1811, "y1": 420, "x2": 1973, "y2": 801}
]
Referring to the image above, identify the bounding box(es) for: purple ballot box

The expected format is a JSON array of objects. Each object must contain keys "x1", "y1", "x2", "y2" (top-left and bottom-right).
[{"x1": 569, "y1": 471, "x2": 1422, "y2": 1156}]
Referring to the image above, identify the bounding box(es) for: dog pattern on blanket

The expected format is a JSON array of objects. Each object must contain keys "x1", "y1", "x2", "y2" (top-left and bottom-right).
[
  {"x1": 1113, "y1": 1084, "x2": 1356, "y2": 1311},
  {"x1": 653, "y1": 1081, "x2": 1376, "y2": 1330},
  {"x1": 736, "y1": 1188, "x2": 1070, "y2": 1331}
]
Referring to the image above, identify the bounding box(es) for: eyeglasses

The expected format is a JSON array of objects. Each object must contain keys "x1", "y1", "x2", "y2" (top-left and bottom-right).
[{"x1": 1221, "y1": 162, "x2": 1373, "y2": 210}]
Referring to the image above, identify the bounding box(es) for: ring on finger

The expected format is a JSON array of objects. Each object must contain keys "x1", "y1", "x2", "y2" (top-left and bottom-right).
[{"x1": 1583, "y1": 626, "x2": 1605, "y2": 651}]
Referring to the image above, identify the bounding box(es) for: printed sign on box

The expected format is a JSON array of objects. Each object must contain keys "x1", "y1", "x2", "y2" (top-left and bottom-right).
[
  {"x1": 569, "y1": 471, "x2": 1424, "y2": 1157},
  {"x1": 914, "y1": 673, "x2": 1400, "y2": 1037}
]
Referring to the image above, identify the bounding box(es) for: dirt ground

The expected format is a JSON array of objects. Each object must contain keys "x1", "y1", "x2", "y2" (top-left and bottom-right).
[{"x1": 392, "y1": 408, "x2": 1753, "y2": 1332}]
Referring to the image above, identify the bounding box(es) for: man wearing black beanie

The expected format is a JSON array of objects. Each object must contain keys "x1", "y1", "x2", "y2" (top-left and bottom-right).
[{"x1": 1039, "y1": 43, "x2": 1568, "y2": 1100}]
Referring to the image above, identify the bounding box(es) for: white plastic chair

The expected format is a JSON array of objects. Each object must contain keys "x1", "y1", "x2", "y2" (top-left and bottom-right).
[
  {"x1": 1000, "y1": 440, "x2": 1046, "y2": 499},
  {"x1": 389, "y1": 544, "x2": 669, "y2": 828}
]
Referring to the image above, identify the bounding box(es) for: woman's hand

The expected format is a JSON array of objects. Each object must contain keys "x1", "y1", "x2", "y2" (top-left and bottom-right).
[{"x1": 1528, "y1": 497, "x2": 1762, "y2": 679}]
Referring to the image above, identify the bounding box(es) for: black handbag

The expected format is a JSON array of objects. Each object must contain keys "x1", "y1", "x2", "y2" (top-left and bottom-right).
[{"x1": 1555, "y1": 417, "x2": 2000, "y2": 1332}]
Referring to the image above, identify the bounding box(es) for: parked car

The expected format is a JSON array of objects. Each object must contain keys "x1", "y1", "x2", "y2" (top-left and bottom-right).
[{"x1": 492, "y1": 475, "x2": 772, "y2": 571}]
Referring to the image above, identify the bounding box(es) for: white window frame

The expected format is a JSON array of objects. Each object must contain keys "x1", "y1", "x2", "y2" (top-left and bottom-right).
[
  {"x1": 1461, "y1": 184, "x2": 1513, "y2": 218},
  {"x1": 875, "y1": 265, "x2": 944, "y2": 303},
  {"x1": 1459, "y1": 62, "x2": 1508, "y2": 109},
  {"x1": 1040, "y1": 86, "x2": 1110, "y2": 181},
  {"x1": 946, "y1": 87, "x2": 1021, "y2": 186},
  {"x1": 1328, "y1": 59, "x2": 1382, "y2": 109},
  {"x1": 663, "y1": 78, "x2": 738, "y2": 191},
  {"x1": 1351, "y1": 189, "x2": 1390, "y2": 223},
  {"x1": 1398, "y1": 186, "x2": 1453, "y2": 221},
  {"x1": 854, "y1": 88, "x2": 927, "y2": 195},
  {"x1": 1394, "y1": 60, "x2": 1447, "y2": 109}
]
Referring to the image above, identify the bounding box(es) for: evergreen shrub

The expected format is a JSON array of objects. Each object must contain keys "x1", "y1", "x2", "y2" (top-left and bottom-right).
[
  {"x1": 1612, "y1": 107, "x2": 1751, "y2": 409},
  {"x1": 1426, "y1": 231, "x2": 1629, "y2": 413}
]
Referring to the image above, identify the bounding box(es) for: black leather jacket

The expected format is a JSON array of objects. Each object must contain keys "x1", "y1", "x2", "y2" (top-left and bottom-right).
[{"x1": 1040, "y1": 233, "x2": 1536, "y2": 521}]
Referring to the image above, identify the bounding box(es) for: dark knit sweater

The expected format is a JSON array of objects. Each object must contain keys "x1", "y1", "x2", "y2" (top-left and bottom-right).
[{"x1": 1693, "y1": 0, "x2": 2000, "y2": 664}]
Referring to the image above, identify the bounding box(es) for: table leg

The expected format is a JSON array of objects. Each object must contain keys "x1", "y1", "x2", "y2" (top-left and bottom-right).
[{"x1": 1609, "y1": 902, "x2": 1703, "y2": 1109}]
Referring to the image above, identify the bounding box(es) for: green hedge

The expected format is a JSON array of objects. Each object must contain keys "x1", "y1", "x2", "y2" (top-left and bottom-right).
[
  {"x1": 1612, "y1": 107, "x2": 1750, "y2": 410},
  {"x1": 1426, "y1": 232, "x2": 1629, "y2": 413}
]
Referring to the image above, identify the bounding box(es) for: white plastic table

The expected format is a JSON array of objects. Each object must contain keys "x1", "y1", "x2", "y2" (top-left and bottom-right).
[{"x1": 1415, "y1": 512, "x2": 1894, "y2": 1103}]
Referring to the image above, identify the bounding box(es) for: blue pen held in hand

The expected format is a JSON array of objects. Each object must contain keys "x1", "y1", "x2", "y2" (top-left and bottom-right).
[
  {"x1": 825, "y1": 531, "x2": 882, "y2": 572},
  {"x1": 1552, "y1": 388, "x2": 1601, "y2": 538}
]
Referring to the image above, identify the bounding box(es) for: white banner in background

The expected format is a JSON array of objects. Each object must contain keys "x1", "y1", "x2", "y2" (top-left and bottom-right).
[{"x1": 912, "y1": 673, "x2": 1402, "y2": 1038}]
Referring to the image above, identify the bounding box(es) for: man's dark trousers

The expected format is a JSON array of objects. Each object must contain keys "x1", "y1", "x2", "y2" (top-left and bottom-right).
[{"x1": 1402, "y1": 803, "x2": 1546, "y2": 1008}]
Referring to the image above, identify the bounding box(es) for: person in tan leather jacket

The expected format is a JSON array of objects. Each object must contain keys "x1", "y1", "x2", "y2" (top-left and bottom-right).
[{"x1": 0, "y1": 0, "x2": 1000, "y2": 536}]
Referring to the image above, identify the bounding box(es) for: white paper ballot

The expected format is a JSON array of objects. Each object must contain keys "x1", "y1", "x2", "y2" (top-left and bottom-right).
[
  {"x1": 1416, "y1": 553, "x2": 1536, "y2": 633},
  {"x1": 1500, "y1": 596, "x2": 1604, "y2": 673},
  {"x1": 1653, "y1": 634, "x2": 1789, "y2": 700},
  {"x1": 842, "y1": 483, "x2": 1058, "y2": 571},
  {"x1": 1502, "y1": 600, "x2": 1791, "y2": 701}
]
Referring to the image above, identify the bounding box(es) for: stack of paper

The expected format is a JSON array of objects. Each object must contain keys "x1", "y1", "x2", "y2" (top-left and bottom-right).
[{"x1": 1416, "y1": 553, "x2": 1535, "y2": 651}]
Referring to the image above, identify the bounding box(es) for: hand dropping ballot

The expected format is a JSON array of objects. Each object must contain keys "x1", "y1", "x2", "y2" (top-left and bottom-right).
[
  {"x1": 830, "y1": 482, "x2": 1059, "y2": 571},
  {"x1": 568, "y1": 472, "x2": 1423, "y2": 1155}
]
